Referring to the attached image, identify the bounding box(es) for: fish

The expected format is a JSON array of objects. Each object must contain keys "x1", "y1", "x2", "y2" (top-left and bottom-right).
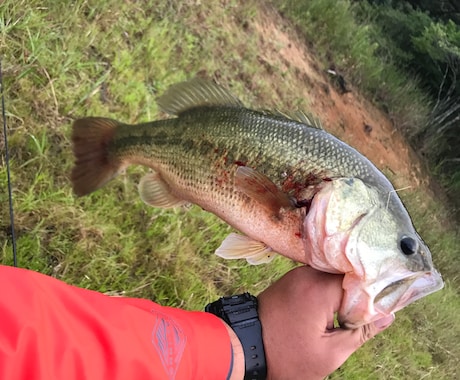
[{"x1": 71, "y1": 78, "x2": 443, "y2": 328}]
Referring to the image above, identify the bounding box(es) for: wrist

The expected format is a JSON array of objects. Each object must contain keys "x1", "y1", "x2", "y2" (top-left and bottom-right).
[
  {"x1": 205, "y1": 293, "x2": 267, "y2": 380},
  {"x1": 223, "y1": 322, "x2": 245, "y2": 380}
]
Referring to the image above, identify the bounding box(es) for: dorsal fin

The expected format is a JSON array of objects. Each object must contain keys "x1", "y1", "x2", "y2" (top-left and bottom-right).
[
  {"x1": 157, "y1": 78, "x2": 244, "y2": 116},
  {"x1": 290, "y1": 110, "x2": 323, "y2": 129},
  {"x1": 269, "y1": 109, "x2": 324, "y2": 129}
]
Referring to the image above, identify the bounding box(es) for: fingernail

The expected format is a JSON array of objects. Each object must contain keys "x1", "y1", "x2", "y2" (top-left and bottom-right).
[{"x1": 374, "y1": 313, "x2": 395, "y2": 330}]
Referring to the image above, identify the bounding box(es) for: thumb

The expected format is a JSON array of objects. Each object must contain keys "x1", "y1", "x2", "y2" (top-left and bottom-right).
[
  {"x1": 346, "y1": 313, "x2": 395, "y2": 350},
  {"x1": 372, "y1": 314, "x2": 396, "y2": 333},
  {"x1": 326, "y1": 313, "x2": 395, "y2": 369},
  {"x1": 358, "y1": 313, "x2": 395, "y2": 345}
]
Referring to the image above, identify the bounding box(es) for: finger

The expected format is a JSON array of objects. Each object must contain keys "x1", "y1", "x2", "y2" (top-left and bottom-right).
[
  {"x1": 259, "y1": 265, "x2": 345, "y2": 330},
  {"x1": 295, "y1": 266, "x2": 343, "y2": 302},
  {"x1": 299, "y1": 267, "x2": 344, "y2": 323}
]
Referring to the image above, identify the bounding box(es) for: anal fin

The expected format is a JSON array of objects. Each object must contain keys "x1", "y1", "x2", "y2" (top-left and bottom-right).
[
  {"x1": 215, "y1": 233, "x2": 277, "y2": 265},
  {"x1": 139, "y1": 171, "x2": 186, "y2": 208}
]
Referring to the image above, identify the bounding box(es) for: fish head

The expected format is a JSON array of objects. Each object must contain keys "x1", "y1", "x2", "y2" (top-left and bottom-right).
[{"x1": 303, "y1": 177, "x2": 444, "y2": 328}]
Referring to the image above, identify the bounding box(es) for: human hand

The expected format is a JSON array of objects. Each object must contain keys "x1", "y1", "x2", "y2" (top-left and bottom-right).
[{"x1": 257, "y1": 265, "x2": 394, "y2": 380}]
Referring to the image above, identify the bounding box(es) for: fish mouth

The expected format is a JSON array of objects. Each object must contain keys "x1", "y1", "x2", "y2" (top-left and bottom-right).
[
  {"x1": 373, "y1": 269, "x2": 444, "y2": 316},
  {"x1": 341, "y1": 269, "x2": 444, "y2": 329}
]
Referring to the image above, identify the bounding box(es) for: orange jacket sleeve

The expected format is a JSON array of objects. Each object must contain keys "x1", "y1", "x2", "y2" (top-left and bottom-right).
[{"x1": 0, "y1": 265, "x2": 232, "y2": 379}]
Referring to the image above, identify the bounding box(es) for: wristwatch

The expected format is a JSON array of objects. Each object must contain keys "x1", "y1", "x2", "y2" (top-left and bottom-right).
[{"x1": 205, "y1": 293, "x2": 267, "y2": 380}]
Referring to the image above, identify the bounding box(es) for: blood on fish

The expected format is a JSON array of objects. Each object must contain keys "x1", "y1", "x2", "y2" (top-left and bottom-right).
[{"x1": 282, "y1": 173, "x2": 316, "y2": 199}]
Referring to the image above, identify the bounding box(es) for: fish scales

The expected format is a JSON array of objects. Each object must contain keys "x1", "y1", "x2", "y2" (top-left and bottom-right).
[{"x1": 111, "y1": 107, "x2": 390, "y2": 202}]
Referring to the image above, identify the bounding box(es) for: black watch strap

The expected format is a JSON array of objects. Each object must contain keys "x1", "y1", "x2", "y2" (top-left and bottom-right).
[{"x1": 205, "y1": 293, "x2": 267, "y2": 380}]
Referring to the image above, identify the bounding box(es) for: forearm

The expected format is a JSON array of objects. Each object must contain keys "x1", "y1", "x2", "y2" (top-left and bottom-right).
[{"x1": 0, "y1": 265, "x2": 234, "y2": 380}]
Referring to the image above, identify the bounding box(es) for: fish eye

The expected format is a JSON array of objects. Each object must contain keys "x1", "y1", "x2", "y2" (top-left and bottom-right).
[{"x1": 400, "y1": 236, "x2": 417, "y2": 255}]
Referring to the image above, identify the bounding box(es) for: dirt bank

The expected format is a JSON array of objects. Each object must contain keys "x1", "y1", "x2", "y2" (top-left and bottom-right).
[{"x1": 251, "y1": 6, "x2": 432, "y2": 195}]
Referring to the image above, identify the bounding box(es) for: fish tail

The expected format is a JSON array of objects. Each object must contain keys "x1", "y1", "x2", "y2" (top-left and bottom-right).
[{"x1": 71, "y1": 117, "x2": 123, "y2": 196}]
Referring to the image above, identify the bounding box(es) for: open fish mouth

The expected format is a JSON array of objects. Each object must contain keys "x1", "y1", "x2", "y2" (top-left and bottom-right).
[
  {"x1": 340, "y1": 269, "x2": 444, "y2": 329},
  {"x1": 374, "y1": 269, "x2": 444, "y2": 315}
]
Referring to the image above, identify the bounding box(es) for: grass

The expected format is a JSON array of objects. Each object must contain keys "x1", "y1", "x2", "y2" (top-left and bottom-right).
[{"x1": 1, "y1": 0, "x2": 459, "y2": 378}]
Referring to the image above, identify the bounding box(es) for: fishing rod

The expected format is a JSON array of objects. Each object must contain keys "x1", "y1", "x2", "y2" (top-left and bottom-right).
[{"x1": 1, "y1": 59, "x2": 18, "y2": 267}]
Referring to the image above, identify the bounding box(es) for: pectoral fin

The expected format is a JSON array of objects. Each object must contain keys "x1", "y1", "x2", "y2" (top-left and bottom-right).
[
  {"x1": 215, "y1": 233, "x2": 277, "y2": 265},
  {"x1": 139, "y1": 172, "x2": 186, "y2": 208},
  {"x1": 235, "y1": 166, "x2": 293, "y2": 216}
]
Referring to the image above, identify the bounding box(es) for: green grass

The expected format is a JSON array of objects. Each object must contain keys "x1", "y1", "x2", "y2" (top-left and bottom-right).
[
  {"x1": 1, "y1": 0, "x2": 459, "y2": 378},
  {"x1": 273, "y1": 0, "x2": 431, "y2": 134}
]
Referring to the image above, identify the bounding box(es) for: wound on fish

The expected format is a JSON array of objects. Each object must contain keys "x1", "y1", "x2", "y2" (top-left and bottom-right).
[{"x1": 294, "y1": 198, "x2": 312, "y2": 210}]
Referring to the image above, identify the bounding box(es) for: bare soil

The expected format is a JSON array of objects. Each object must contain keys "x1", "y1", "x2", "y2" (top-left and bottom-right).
[{"x1": 252, "y1": 7, "x2": 433, "y2": 195}]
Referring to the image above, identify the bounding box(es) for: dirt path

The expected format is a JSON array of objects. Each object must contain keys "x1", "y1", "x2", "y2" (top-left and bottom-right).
[{"x1": 252, "y1": 6, "x2": 432, "y2": 194}]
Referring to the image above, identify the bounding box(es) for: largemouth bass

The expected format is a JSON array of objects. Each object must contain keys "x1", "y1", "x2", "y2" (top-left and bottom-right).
[{"x1": 71, "y1": 78, "x2": 443, "y2": 328}]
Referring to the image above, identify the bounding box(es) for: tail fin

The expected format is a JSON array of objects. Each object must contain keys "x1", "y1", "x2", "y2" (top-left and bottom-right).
[{"x1": 71, "y1": 117, "x2": 122, "y2": 196}]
